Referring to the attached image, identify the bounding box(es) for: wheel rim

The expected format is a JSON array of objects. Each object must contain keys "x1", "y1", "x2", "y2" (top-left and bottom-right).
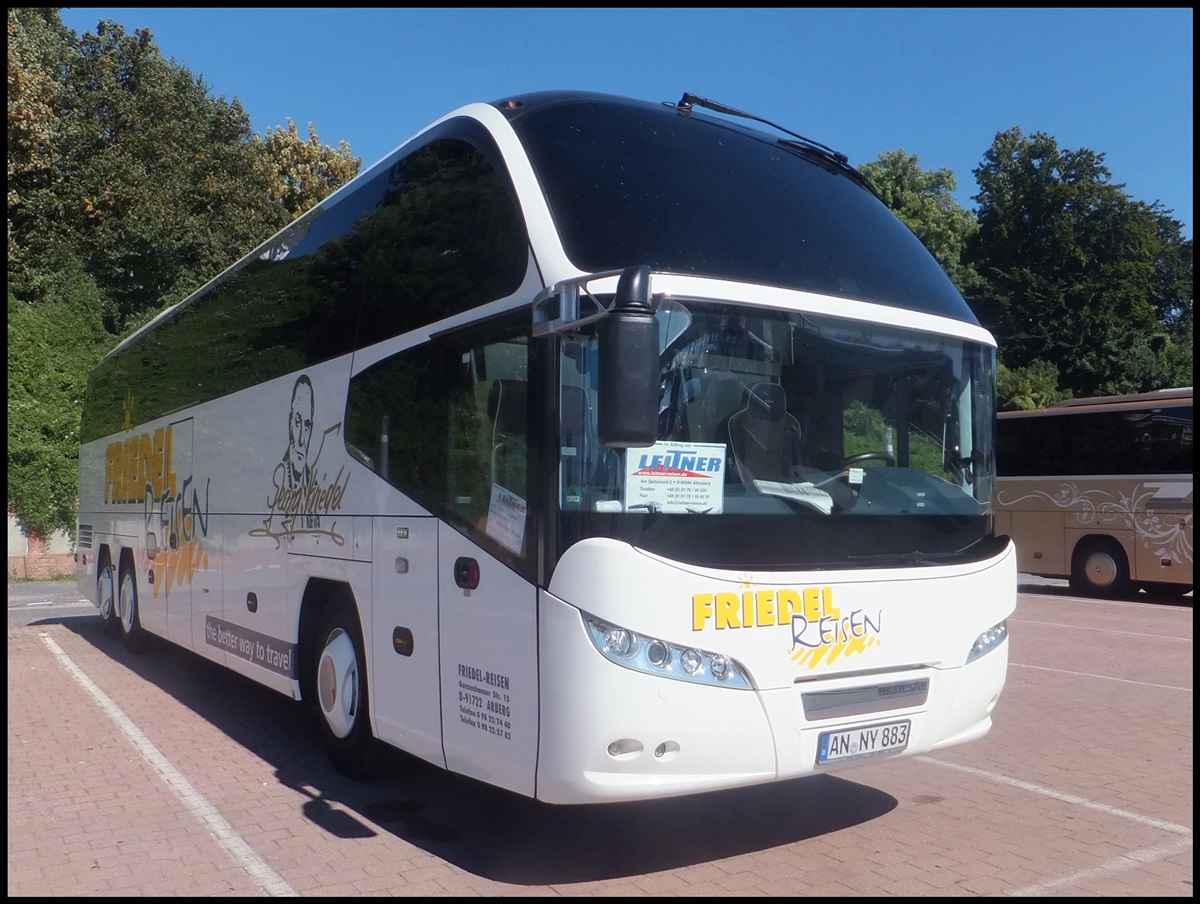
[
  {"x1": 1084, "y1": 550, "x2": 1119, "y2": 588},
  {"x1": 317, "y1": 628, "x2": 359, "y2": 739},
  {"x1": 98, "y1": 564, "x2": 115, "y2": 622},
  {"x1": 118, "y1": 569, "x2": 137, "y2": 634}
]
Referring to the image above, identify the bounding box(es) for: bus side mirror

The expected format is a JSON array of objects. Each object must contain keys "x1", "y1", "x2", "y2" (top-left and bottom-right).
[{"x1": 598, "y1": 265, "x2": 659, "y2": 447}]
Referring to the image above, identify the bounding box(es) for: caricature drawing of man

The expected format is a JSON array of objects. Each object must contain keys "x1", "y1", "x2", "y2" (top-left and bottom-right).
[
  {"x1": 280, "y1": 375, "x2": 320, "y2": 530},
  {"x1": 284, "y1": 375, "x2": 315, "y2": 493}
]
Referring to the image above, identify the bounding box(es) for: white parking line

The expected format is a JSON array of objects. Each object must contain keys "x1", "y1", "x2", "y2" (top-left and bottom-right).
[
  {"x1": 918, "y1": 756, "x2": 1193, "y2": 895},
  {"x1": 1011, "y1": 617, "x2": 1193, "y2": 641},
  {"x1": 918, "y1": 757, "x2": 1192, "y2": 836},
  {"x1": 1010, "y1": 661, "x2": 1193, "y2": 692},
  {"x1": 1005, "y1": 836, "x2": 1193, "y2": 897},
  {"x1": 38, "y1": 633, "x2": 298, "y2": 897}
]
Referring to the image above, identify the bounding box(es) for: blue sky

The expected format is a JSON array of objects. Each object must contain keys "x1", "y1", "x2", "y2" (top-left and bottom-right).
[{"x1": 58, "y1": 8, "x2": 1193, "y2": 238}]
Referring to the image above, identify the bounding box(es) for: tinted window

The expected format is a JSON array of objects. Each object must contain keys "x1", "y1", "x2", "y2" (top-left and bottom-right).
[
  {"x1": 506, "y1": 94, "x2": 974, "y2": 323},
  {"x1": 82, "y1": 123, "x2": 529, "y2": 443},
  {"x1": 345, "y1": 314, "x2": 537, "y2": 578},
  {"x1": 354, "y1": 135, "x2": 529, "y2": 348},
  {"x1": 997, "y1": 405, "x2": 1193, "y2": 476}
]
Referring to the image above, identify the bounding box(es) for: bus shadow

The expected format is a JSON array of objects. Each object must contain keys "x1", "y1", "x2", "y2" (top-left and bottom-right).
[
  {"x1": 1017, "y1": 581, "x2": 1193, "y2": 607},
  {"x1": 45, "y1": 613, "x2": 898, "y2": 884},
  {"x1": 348, "y1": 753, "x2": 896, "y2": 883}
]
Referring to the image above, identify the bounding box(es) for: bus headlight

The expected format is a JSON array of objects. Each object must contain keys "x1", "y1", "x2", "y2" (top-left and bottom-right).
[
  {"x1": 680, "y1": 648, "x2": 702, "y2": 675},
  {"x1": 966, "y1": 620, "x2": 1008, "y2": 663},
  {"x1": 603, "y1": 625, "x2": 634, "y2": 657},
  {"x1": 583, "y1": 614, "x2": 753, "y2": 689}
]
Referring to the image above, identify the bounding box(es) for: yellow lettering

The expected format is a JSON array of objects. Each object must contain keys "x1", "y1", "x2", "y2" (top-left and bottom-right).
[
  {"x1": 803, "y1": 586, "x2": 822, "y2": 623},
  {"x1": 125, "y1": 437, "x2": 137, "y2": 500},
  {"x1": 138, "y1": 432, "x2": 153, "y2": 500},
  {"x1": 715, "y1": 592, "x2": 741, "y2": 629},
  {"x1": 755, "y1": 590, "x2": 776, "y2": 627},
  {"x1": 105, "y1": 442, "x2": 121, "y2": 503},
  {"x1": 165, "y1": 424, "x2": 176, "y2": 499},
  {"x1": 151, "y1": 428, "x2": 165, "y2": 500},
  {"x1": 777, "y1": 588, "x2": 800, "y2": 625},
  {"x1": 694, "y1": 586, "x2": 837, "y2": 632}
]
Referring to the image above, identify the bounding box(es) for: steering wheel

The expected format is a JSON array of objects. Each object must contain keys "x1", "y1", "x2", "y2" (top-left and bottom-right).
[{"x1": 842, "y1": 451, "x2": 895, "y2": 467}]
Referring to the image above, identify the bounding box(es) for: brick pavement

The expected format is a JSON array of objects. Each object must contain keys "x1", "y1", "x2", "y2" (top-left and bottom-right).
[{"x1": 7, "y1": 590, "x2": 1193, "y2": 896}]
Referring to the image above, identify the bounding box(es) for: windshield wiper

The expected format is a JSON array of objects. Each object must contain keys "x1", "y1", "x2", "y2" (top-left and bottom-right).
[{"x1": 674, "y1": 92, "x2": 849, "y2": 165}]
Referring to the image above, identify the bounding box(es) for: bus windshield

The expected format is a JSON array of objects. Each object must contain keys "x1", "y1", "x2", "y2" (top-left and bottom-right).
[
  {"x1": 555, "y1": 301, "x2": 997, "y2": 571},
  {"x1": 505, "y1": 92, "x2": 976, "y2": 324}
]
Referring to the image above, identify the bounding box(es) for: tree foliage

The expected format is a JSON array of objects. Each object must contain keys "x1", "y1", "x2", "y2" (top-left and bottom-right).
[
  {"x1": 6, "y1": 9, "x2": 359, "y2": 538},
  {"x1": 857, "y1": 149, "x2": 982, "y2": 296},
  {"x1": 7, "y1": 263, "x2": 107, "y2": 538},
  {"x1": 10, "y1": 18, "x2": 299, "y2": 331},
  {"x1": 6, "y1": 8, "x2": 71, "y2": 264},
  {"x1": 996, "y1": 360, "x2": 1068, "y2": 411},
  {"x1": 962, "y1": 126, "x2": 1192, "y2": 397},
  {"x1": 259, "y1": 118, "x2": 361, "y2": 218}
]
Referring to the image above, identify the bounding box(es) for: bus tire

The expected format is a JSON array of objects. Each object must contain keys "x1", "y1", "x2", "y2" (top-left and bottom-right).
[
  {"x1": 1069, "y1": 537, "x2": 1131, "y2": 598},
  {"x1": 313, "y1": 588, "x2": 379, "y2": 778},
  {"x1": 116, "y1": 556, "x2": 149, "y2": 652},
  {"x1": 1141, "y1": 581, "x2": 1192, "y2": 599},
  {"x1": 96, "y1": 551, "x2": 120, "y2": 638}
]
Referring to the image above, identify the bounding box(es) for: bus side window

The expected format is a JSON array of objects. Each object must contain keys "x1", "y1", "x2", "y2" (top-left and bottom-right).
[
  {"x1": 559, "y1": 384, "x2": 596, "y2": 508},
  {"x1": 344, "y1": 347, "x2": 447, "y2": 515},
  {"x1": 488, "y1": 378, "x2": 529, "y2": 495}
]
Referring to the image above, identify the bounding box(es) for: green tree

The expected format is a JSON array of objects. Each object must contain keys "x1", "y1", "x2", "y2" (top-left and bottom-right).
[
  {"x1": 996, "y1": 359, "x2": 1068, "y2": 411},
  {"x1": 6, "y1": 8, "x2": 73, "y2": 266},
  {"x1": 7, "y1": 10, "x2": 361, "y2": 539},
  {"x1": 858, "y1": 149, "x2": 982, "y2": 296},
  {"x1": 7, "y1": 262, "x2": 107, "y2": 539},
  {"x1": 9, "y1": 18, "x2": 293, "y2": 330},
  {"x1": 964, "y1": 127, "x2": 1190, "y2": 397},
  {"x1": 259, "y1": 118, "x2": 361, "y2": 218}
]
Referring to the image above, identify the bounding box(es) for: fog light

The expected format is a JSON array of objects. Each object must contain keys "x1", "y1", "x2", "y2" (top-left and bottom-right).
[{"x1": 607, "y1": 738, "x2": 643, "y2": 757}]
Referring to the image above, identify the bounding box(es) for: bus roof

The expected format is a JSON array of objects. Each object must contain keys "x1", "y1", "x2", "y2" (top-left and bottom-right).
[{"x1": 999, "y1": 387, "x2": 1193, "y2": 418}]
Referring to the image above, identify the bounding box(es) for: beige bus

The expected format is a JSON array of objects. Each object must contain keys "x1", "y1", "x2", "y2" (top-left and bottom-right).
[{"x1": 995, "y1": 388, "x2": 1193, "y2": 598}]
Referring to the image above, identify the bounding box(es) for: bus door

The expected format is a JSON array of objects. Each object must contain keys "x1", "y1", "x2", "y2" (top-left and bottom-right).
[
  {"x1": 437, "y1": 525, "x2": 538, "y2": 798},
  {"x1": 370, "y1": 515, "x2": 445, "y2": 768},
  {"x1": 434, "y1": 331, "x2": 539, "y2": 797}
]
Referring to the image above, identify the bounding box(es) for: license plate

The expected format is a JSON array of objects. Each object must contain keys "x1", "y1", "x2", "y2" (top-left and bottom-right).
[{"x1": 817, "y1": 719, "x2": 910, "y2": 764}]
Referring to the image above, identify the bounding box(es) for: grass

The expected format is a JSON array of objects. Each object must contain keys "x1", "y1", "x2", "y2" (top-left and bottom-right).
[{"x1": 8, "y1": 573, "x2": 75, "y2": 583}]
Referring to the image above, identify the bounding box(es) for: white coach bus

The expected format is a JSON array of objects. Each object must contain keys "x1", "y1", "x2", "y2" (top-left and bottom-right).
[{"x1": 75, "y1": 90, "x2": 1014, "y2": 804}]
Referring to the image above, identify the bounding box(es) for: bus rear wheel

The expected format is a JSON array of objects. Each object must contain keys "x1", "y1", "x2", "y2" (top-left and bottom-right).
[
  {"x1": 96, "y1": 552, "x2": 120, "y2": 638},
  {"x1": 312, "y1": 588, "x2": 379, "y2": 778},
  {"x1": 116, "y1": 557, "x2": 149, "y2": 651},
  {"x1": 1070, "y1": 537, "x2": 1131, "y2": 599}
]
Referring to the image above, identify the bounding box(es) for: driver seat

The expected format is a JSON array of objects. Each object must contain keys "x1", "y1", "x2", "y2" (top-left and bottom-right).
[{"x1": 727, "y1": 382, "x2": 803, "y2": 484}]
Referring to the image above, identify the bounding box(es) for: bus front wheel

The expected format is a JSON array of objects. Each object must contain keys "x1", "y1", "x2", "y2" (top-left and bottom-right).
[
  {"x1": 312, "y1": 589, "x2": 379, "y2": 778},
  {"x1": 1070, "y1": 538, "x2": 1131, "y2": 598}
]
